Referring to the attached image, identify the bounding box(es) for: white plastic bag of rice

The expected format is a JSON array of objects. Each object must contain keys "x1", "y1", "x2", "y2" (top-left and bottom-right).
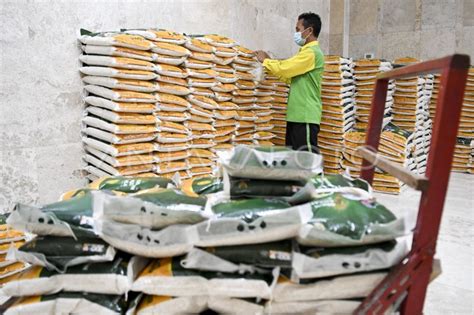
[
  {"x1": 92, "y1": 189, "x2": 210, "y2": 229},
  {"x1": 218, "y1": 146, "x2": 323, "y2": 181},
  {"x1": 208, "y1": 296, "x2": 264, "y2": 315},
  {"x1": 94, "y1": 220, "x2": 197, "y2": 258},
  {"x1": 0, "y1": 254, "x2": 148, "y2": 296},
  {"x1": 193, "y1": 194, "x2": 312, "y2": 247},
  {"x1": 292, "y1": 240, "x2": 407, "y2": 279}
]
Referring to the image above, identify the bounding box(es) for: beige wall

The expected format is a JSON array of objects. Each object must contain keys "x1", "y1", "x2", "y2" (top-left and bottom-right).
[{"x1": 328, "y1": 0, "x2": 474, "y2": 61}]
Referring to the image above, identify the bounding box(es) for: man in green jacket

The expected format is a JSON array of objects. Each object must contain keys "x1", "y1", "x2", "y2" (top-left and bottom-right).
[{"x1": 256, "y1": 12, "x2": 324, "y2": 153}]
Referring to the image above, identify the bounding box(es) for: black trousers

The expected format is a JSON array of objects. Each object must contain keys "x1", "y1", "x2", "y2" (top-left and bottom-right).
[{"x1": 285, "y1": 122, "x2": 320, "y2": 153}]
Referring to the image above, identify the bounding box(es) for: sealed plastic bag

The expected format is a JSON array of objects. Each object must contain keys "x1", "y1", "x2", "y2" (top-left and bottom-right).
[
  {"x1": 297, "y1": 193, "x2": 405, "y2": 247},
  {"x1": 292, "y1": 240, "x2": 407, "y2": 279},
  {"x1": 0, "y1": 254, "x2": 147, "y2": 296},
  {"x1": 7, "y1": 190, "x2": 102, "y2": 238},
  {"x1": 5, "y1": 292, "x2": 128, "y2": 315},
  {"x1": 92, "y1": 189, "x2": 208, "y2": 228},
  {"x1": 219, "y1": 146, "x2": 323, "y2": 181},
  {"x1": 132, "y1": 256, "x2": 274, "y2": 299},
  {"x1": 194, "y1": 196, "x2": 312, "y2": 247},
  {"x1": 94, "y1": 220, "x2": 196, "y2": 258},
  {"x1": 272, "y1": 272, "x2": 385, "y2": 302},
  {"x1": 7, "y1": 235, "x2": 115, "y2": 272}
]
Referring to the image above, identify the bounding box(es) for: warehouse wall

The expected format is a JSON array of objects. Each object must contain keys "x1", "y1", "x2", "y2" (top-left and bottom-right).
[
  {"x1": 0, "y1": 0, "x2": 330, "y2": 211},
  {"x1": 328, "y1": 0, "x2": 474, "y2": 61}
]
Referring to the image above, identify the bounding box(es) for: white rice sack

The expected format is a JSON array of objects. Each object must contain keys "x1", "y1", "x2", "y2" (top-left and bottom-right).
[
  {"x1": 83, "y1": 154, "x2": 155, "y2": 176},
  {"x1": 5, "y1": 292, "x2": 127, "y2": 315},
  {"x1": 82, "y1": 127, "x2": 156, "y2": 145},
  {"x1": 193, "y1": 195, "x2": 313, "y2": 247},
  {"x1": 155, "y1": 83, "x2": 191, "y2": 96},
  {"x1": 84, "y1": 85, "x2": 157, "y2": 103},
  {"x1": 151, "y1": 42, "x2": 191, "y2": 57},
  {"x1": 155, "y1": 54, "x2": 186, "y2": 65},
  {"x1": 124, "y1": 29, "x2": 187, "y2": 45},
  {"x1": 79, "y1": 55, "x2": 155, "y2": 71},
  {"x1": 84, "y1": 96, "x2": 155, "y2": 113},
  {"x1": 135, "y1": 295, "x2": 208, "y2": 315},
  {"x1": 85, "y1": 107, "x2": 157, "y2": 124},
  {"x1": 92, "y1": 190, "x2": 209, "y2": 229},
  {"x1": 218, "y1": 146, "x2": 323, "y2": 181},
  {"x1": 84, "y1": 147, "x2": 155, "y2": 167},
  {"x1": 0, "y1": 255, "x2": 147, "y2": 296},
  {"x1": 80, "y1": 67, "x2": 157, "y2": 80},
  {"x1": 79, "y1": 33, "x2": 154, "y2": 50},
  {"x1": 187, "y1": 95, "x2": 218, "y2": 110},
  {"x1": 94, "y1": 220, "x2": 196, "y2": 258},
  {"x1": 292, "y1": 240, "x2": 407, "y2": 279},
  {"x1": 82, "y1": 116, "x2": 157, "y2": 135},
  {"x1": 82, "y1": 76, "x2": 156, "y2": 93},
  {"x1": 273, "y1": 272, "x2": 386, "y2": 302},
  {"x1": 81, "y1": 45, "x2": 155, "y2": 61}
]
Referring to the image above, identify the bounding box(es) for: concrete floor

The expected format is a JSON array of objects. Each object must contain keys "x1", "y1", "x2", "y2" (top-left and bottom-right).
[{"x1": 374, "y1": 172, "x2": 474, "y2": 314}]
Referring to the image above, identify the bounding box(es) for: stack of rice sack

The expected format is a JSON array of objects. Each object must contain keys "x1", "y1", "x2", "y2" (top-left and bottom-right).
[
  {"x1": 451, "y1": 137, "x2": 473, "y2": 173},
  {"x1": 429, "y1": 67, "x2": 474, "y2": 173},
  {"x1": 1, "y1": 147, "x2": 410, "y2": 313},
  {"x1": 0, "y1": 177, "x2": 178, "y2": 314},
  {"x1": 78, "y1": 31, "x2": 162, "y2": 180},
  {"x1": 253, "y1": 74, "x2": 283, "y2": 147},
  {"x1": 342, "y1": 123, "x2": 416, "y2": 194},
  {"x1": 320, "y1": 55, "x2": 356, "y2": 174},
  {"x1": 353, "y1": 59, "x2": 395, "y2": 130},
  {"x1": 0, "y1": 215, "x2": 31, "y2": 306},
  {"x1": 391, "y1": 57, "x2": 432, "y2": 175},
  {"x1": 230, "y1": 46, "x2": 260, "y2": 147}
]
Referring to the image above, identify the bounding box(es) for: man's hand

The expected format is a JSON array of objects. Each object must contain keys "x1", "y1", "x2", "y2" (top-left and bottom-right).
[{"x1": 255, "y1": 50, "x2": 270, "y2": 63}]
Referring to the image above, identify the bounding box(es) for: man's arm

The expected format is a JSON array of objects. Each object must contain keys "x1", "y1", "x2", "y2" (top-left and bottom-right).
[{"x1": 258, "y1": 49, "x2": 315, "y2": 84}]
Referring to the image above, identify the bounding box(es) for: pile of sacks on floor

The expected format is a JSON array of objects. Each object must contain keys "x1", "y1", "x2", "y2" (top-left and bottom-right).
[
  {"x1": 342, "y1": 123, "x2": 417, "y2": 194},
  {"x1": 429, "y1": 67, "x2": 474, "y2": 174},
  {"x1": 0, "y1": 146, "x2": 409, "y2": 314},
  {"x1": 319, "y1": 55, "x2": 356, "y2": 175},
  {"x1": 79, "y1": 29, "x2": 287, "y2": 181}
]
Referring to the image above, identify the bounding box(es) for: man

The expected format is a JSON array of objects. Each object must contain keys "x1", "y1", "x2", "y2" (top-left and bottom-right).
[{"x1": 256, "y1": 12, "x2": 324, "y2": 154}]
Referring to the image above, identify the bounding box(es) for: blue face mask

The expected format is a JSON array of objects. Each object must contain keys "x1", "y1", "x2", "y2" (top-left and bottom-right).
[{"x1": 293, "y1": 27, "x2": 310, "y2": 46}]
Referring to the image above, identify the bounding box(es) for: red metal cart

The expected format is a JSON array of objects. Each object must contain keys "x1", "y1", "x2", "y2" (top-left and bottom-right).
[{"x1": 353, "y1": 54, "x2": 470, "y2": 314}]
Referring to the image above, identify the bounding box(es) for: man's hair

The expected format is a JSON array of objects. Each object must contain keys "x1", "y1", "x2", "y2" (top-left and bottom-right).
[{"x1": 298, "y1": 12, "x2": 322, "y2": 37}]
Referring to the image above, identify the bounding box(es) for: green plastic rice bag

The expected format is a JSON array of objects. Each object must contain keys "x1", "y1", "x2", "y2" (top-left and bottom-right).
[
  {"x1": 272, "y1": 272, "x2": 386, "y2": 303},
  {"x1": 89, "y1": 176, "x2": 173, "y2": 193},
  {"x1": 226, "y1": 176, "x2": 305, "y2": 198},
  {"x1": 4, "y1": 292, "x2": 128, "y2": 315},
  {"x1": 0, "y1": 254, "x2": 148, "y2": 296},
  {"x1": 132, "y1": 256, "x2": 274, "y2": 299},
  {"x1": 193, "y1": 196, "x2": 312, "y2": 247},
  {"x1": 7, "y1": 235, "x2": 115, "y2": 272},
  {"x1": 7, "y1": 190, "x2": 103, "y2": 238},
  {"x1": 94, "y1": 220, "x2": 197, "y2": 258},
  {"x1": 181, "y1": 177, "x2": 224, "y2": 197},
  {"x1": 311, "y1": 174, "x2": 371, "y2": 194},
  {"x1": 218, "y1": 146, "x2": 323, "y2": 181},
  {"x1": 297, "y1": 193, "x2": 405, "y2": 247},
  {"x1": 92, "y1": 189, "x2": 209, "y2": 228},
  {"x1": 292, "y1": 240, "x2": 407, "y2": 279}
]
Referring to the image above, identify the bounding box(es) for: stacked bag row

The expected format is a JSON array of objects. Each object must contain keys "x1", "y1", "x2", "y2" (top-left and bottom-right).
[
  {"x1": 353, "y1": 58, "x2": 395, "y2": 130},
  {"x1": 319, "y1": 55, "x2": 356, "y2": 174},
  {"x1": 79, "y1": 29, "x2": 287, "y2": 180},
  {"x1": 1, "y1": 146, "x2": 409, "y2": 314},
  {"x1": 342, "y1": 123, "x2": 416, "y2": 194},
  {"x1": 391, "y1": 57, "x2": 433, "y2": 175},
  {"x1": 429, "y1": 67, "x2": 474, "y2": 173}
]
